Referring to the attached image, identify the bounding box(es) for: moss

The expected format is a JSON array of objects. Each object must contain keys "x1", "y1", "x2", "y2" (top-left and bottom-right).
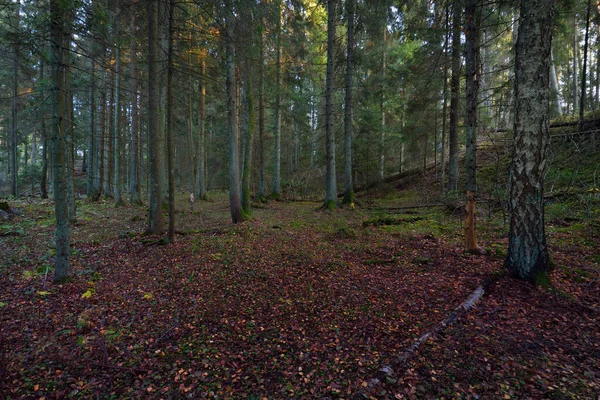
[
  {"x1": 53, "y1": 276, "x2": 72, "y2": 285},
  {"x1": 325, "y1": 200, "x2": 336, "y2": 212},
  {"x1": 269, "y1": 192, "x2": 281, "y2": 201},
  {"x1": 342, "y1": 190, "x2": 355, "y2": 207},
  {"x1": 534, "y1": 269, "x2": 552, "y2": 289}
]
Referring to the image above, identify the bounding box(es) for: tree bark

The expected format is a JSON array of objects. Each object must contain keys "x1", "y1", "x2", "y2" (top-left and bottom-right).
[
  {"x1": 166, "y1": 0, "x2": 175, "y2": 242},
  {"x1": 324, "y1": 0, "x2": 337, "y2": 210},
  {"x1": 87, "y1": 59, "x2": 96, "y2": 198},
  {"x1": 146, "y1": 0, "x2": 164, "y2": 234},
  {"x1": 98, "y1": 75, "x2": 107, "y2": 199},
  {"x1": 572, "y1": 15, "x2": 579, "y2": 114},
  {"x1": 343, "y1": 0, "x2": 355, "y2": 206},
  {"x1": 129, "y1": 10, "x2": 141, "y2": 205},
  {"x1": 379, "y1": 27, "x2": 387, "y2": 181},
  {"x1": 440, "y1": 3, "x2": 449, "y2": 193},
  {"x1": 550, "y1": 50, "x2": 562, "y2": 117},
  {"x1": 105, "y1": 68, "x2": 115, "y2": 198},
  {"x1": 50, "y1": 0, "x2": 70, "y2": 283},
  {"x1": 225, "y1": 0, "x2": 244, "y2": 223},
  {"x1": 241, "y1": 65, "x2": 254, "y2": 215},
  {"x1": 113, "y1": 0, "x2": 124, "y2": 206},
  {"x1": 448, "y1": 0, "x2": 461, "y2": 192},
  {"x1": 505, "y1": 0, "x2": 555, "y2": 283},
  {"x1": 464, "y1": 0, "x2": 480, "y2": 252},
  {"x1": 579, "y1": 0, "x2": 591, "y2": 129},
  {"x1": 10, "y1": 2, "x2": 19, "y2": 198},
  {"x1": 64, "y1": 41, "x2": 76, "y2": 221},
  {"x1": 41, "y1": 59, "x2": 48, "y2": 199},
  {"x1": 257, "y1": 32, "x2": 266, "y2": 199},
  {"x1": 271, "y1": 0, "x2": 283, "y2": 199},
  {"x1": 197, "y1": 58, "x2": 207, "y2": 200}
]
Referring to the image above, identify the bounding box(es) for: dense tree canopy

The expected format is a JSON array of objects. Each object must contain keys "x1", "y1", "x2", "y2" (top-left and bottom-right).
[{"x1": 0, "y1": 0, "x2": 598, "y2": 279}]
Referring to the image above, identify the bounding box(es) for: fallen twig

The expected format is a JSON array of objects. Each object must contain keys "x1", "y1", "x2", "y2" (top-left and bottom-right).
[{"x1": 362, "y1": 282, "x2": 489, "y2": 395}]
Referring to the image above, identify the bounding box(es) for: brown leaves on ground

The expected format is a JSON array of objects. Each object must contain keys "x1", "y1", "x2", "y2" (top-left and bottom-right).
[{"x1": 0, "y1": 195, "x2": 598, "y2": 399}]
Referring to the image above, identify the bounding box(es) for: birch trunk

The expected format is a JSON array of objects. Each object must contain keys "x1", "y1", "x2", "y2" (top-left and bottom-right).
[{"x1": 505, "y1": 0, "x2": 555, "y2": 283}]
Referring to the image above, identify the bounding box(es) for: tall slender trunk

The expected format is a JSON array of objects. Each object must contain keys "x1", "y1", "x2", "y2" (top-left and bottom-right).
[
  {"x1": 464, "y1": 0, "x2": 481, "y2": 253},
  {"x1": 88, "y1": 59, "x2": 96, "y2": 197},
  {"x1": 596, "y1": 39, "x2": 600, "y2": 109},
  {"x1": 241, "y1": 63, "x2": 254, "y2": 215},
  {"x1": 550, "y1": 50, "x2": 562, "y2": 117},
  {"x1": 225, "y1": 0, "x2": 244, "y2": 223},
  {"x1": 130, "y1": 10, "x2": 141, "y2": 204},
  {"x1": 166, "y1": 0, "x2": 175, "y2": 241},
  {"x1": 324, "y1": 0, "x2": 337, "y2": 210},
  {"x1": 379, "y1": 27, "x2": 386, "y2": 181},
  {"x1": 197, "y1": 58, "x2": 207, "y2": 200},
  {"x1": 146, "y1": 0, "x2": 164, "y2": 234},
  {"x1": 257, "y1": 33, "x2": 266, "y2": 199},
  {"x1": 114, "y1": 0, "x2": 124, "y2": 206},
  {"x1": 64, "y1": 43, "x2": 76, "y2": 221},
  {"x1": 310, "y1": 96, "x2": 316, "y2": 169},
  {"x1": 573, "y1": 15, "x2": 579, "y2": 114},
  {"x1": 98, "y1": 76, "x2": 106, "y2": 199},
  {"x1": 343, "y1": 0, "x2": 355, "y2": 206},
  {"x1": 105, "y1": 68, "x2": 115, "y2": 197},
  {"x1": 50, "y1": 0, "x2": 70, "y2": 282},
  {"x1": 579, "y1": 0, "x2": 592, "y2": 128},
  {"x1": 41, "y1": 60, "x2": 48, "y2": 199},
  {"x1": 10, "y1": 3, "x2": 19, "y2": 197},
  {"x1": 271, "y1": 0, "x2": 282, "y2": 199},
  {"x1": 448, "y1": 0, "x2": 461, "y2": 192},
  {"x1": 187, "y1": 75, "x2": 194, "y2": 195}
]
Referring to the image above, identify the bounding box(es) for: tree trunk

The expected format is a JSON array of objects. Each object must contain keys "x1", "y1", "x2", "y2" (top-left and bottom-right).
[
  {"x1": 98, "y1": 75, "x2": 106, "y2": 199},
  {"x1": 464, "y1": 0, "x2": 480, "y2": 253},
  {"x1": 550, "y1": 50, "x2": 562, "y2": 117},
  {"x1": 596, "y1": 38, "x2": 600, "y2": 108},
  {"x1": 324, "y1": 0, "x2": 337, "y2": 210},
  {"x1": 579, "y1": 0, "x2": 592, "y2": 128},
  {"x1": 64, "y1": 43, "x2": 76, "y2": 221},
  {"x1": 343, "y1": 0, "x2": 355, "y2": 206},
  {"x1": 225, "y1": 0, "x2": 244, "y2": 223},
  {"x1": 257, "y1": 33, "x2": 266, "y2": 199},
  {"x1": 271, "y1": 0, "x2": 282, "y2": 199},
  {"x1": 505, "y1": 0, "x2": 555, "y2": 283},
  {"x1": 50, "y1": 0, "x2": 70, "y2": 283},
  {"x1": 113, "y1": 0, "x2": 124, "y2": 206},
  {"x1": 440, "y1": 3, "x2": 449, "y2": 193},
  {"x1": 146, "y1": 0, "x2": 164, "y2": 234},
  {"x1": 379, "y1": 27, "x2": 387, "y2": 181},
  {"x1": 573, "y1": 15, "x2": 579, "y2": 114},
  {"x1": 10, "y1": 2, "x2": 19, "y2": 197},
  {"x1": 166, "y1": 0, "x2": 175, "y2": 242},
  {"x1": 241, "y1": 64, "x2": 254, "y2": 215},
  {"x1": 448, "y1": 0, "x2": 461, "y2": 192},
  {"x1": 41, "y1": 60, "x2": 48, "y2": 199},
  {"x1": 105, "y1": 68, "x2": 115, "y2": 198},
  {"x1": 87, "y1": 59, "x2": 96, "y2": 198},
  {"x1": 129, "y1": 10, "x2": 141, "y2": 205},
  {"x1": 197, "y1": 58, "x2": 207, "y2": 200}
]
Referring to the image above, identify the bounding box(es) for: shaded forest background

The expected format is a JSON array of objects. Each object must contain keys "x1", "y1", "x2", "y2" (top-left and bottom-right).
[{"x1": 1, "y1": 0, "x2": 598, "y2": 203}]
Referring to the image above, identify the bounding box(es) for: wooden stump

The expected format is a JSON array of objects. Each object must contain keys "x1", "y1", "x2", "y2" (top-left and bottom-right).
[{"x1": 464, "y1": 191, "x2": 485, "y2": 254}]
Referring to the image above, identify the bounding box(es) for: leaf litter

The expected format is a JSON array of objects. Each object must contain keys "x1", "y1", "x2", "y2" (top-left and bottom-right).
[{"x1": 0, "y1": 194, "x2": 598, "y2": 399}]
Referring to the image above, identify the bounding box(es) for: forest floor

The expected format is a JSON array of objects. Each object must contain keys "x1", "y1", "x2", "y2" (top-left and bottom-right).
[{"x1": 1, "y1": 183, "x2": 599, "y2": 399}]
